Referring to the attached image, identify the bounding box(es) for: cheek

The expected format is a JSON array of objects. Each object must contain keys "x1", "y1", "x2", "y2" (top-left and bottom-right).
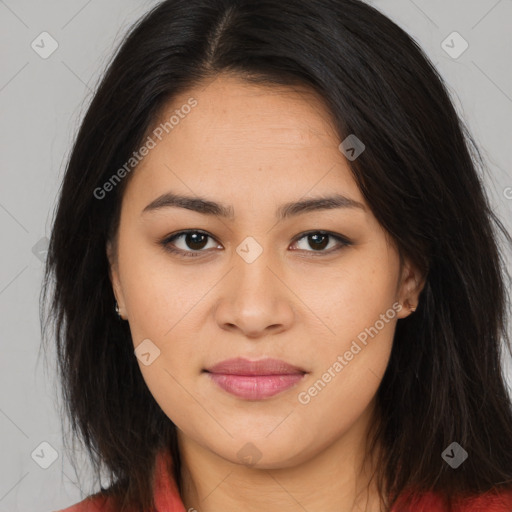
[
  {"x1": 306, "y1": 241, "x2": 400, "y2": 342},
  {"x1": 295, "y1": 241, "x2": 400, "y2": 404},
  {"x1": 119, "y1": 248, "x2": 205, "y2": 424},
  {"x1": 118, "y1": 237, "x2": 203, "y2": 340},
  {"x1": 295, "y1": 275, "x2": 398, "y2": 439},
  {"x1": 117, "y1": 238, "x2": 219, "y2": 416}
]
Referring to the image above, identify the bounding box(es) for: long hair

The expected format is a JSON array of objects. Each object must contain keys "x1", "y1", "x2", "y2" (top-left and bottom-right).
[{"x1": 41, "y1": 0, "x2": 512, "y2": 510}]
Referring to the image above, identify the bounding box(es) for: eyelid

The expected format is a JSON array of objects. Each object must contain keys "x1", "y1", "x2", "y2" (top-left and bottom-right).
[{"x1": 160, "y1": 229, "x2": 352, "y2": 258}]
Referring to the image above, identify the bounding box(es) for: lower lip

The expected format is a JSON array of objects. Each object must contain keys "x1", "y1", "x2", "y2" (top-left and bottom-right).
[{"x1": 206, "y1": 372, "x2": 306, "y2": 400}]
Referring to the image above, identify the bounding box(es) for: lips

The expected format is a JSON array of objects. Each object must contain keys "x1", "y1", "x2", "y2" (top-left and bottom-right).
[
  {"x1": 205, "y1": 357, "x2": 306, "y2": 376},
  {"x1": 204, "y1": 357, "x2": 307, "y2": 400}
]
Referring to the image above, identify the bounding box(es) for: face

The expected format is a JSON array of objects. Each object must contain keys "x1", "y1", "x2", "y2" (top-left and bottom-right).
[{"x1": 107, "y1": 74, "x2": 423, "y2": 470}]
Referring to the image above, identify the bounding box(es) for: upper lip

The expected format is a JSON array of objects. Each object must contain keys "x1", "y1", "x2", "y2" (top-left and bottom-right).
[{"x1": 205, "y1": 357, "x2": 307, "y2": 376}]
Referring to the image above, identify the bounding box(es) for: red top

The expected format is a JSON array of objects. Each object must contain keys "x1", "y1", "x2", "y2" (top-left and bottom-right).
[{"x1": 54, "y1": 450, "x2": 512, "y2": 512}]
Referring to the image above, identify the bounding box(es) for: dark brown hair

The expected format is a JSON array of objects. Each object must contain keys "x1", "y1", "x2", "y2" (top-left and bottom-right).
[{"x1": 41, "y1": 0, "x2": 512, "y2": 510}]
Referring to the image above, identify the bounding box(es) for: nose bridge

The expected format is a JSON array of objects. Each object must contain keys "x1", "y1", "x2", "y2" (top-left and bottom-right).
[
  {"x1": 232, "y1": 234, "x2": 281, "y2": 299},
  {"x1": 214, "y1": 234, "x2": 294, "y2": 336}
]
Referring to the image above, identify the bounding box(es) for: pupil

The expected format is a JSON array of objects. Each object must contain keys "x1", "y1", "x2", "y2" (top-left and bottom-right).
[
  {"x1": 310, "y1": 233, "x2": 328, "y2": 250},
  {"x1": 187, "y1": 232, "x2": 207, "y2": 250}
]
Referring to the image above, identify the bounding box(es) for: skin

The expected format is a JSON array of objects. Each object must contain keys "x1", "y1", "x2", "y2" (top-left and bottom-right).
[{"x1": 107, "y1": 73, "x2": 425, "y2": 512}]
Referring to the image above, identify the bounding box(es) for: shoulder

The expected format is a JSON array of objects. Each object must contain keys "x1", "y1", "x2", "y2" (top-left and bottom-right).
[
  {"x1": 393, "y1": 489, "x2": 512, "y2": 511},
  {"x1": 52, "y1": 449, "x2": 185, "y2": 512},
  {"x1": 53, "y1": 493, "x2": 116, "y2": 512},
  {"x1": 456, "y1": 489, "x2": 512, "y2": 511}
]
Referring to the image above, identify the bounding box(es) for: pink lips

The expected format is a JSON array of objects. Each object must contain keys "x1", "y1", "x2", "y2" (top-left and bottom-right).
[{"x1": 204, "y1": 357, "x2": 307, "y2": 400}]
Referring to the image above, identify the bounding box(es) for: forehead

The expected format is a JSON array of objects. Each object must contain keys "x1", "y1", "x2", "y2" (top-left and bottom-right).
[
  {"x1": 159, "y1": 74, "x2": 339, "y2": 142},
  {"x1": 122, "y1": 73, "x2": 364, "y2": 213}
]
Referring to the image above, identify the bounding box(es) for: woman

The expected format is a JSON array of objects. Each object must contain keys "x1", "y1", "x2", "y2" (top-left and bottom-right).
[{"x1": 43, "y1": 0, "x2": 512, "y2": 510}]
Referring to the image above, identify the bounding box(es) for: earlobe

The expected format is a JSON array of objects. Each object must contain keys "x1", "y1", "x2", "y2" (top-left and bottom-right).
[{"x1": 397, "y1": 259, "x2": 426, "y2": 318}]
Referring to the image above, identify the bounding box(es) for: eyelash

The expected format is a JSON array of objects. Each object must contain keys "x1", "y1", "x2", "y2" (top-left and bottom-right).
[{"x1": 159, "y1": 230, "x2": 352, "y2": 258}]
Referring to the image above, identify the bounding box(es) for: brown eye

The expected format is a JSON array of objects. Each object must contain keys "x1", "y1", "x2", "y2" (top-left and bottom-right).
[
  {"x1": 161, "y1": 230, "x2": 220, "y2": 257},
  {"x1": 290, "y1": 231, "x2": 351, "y2": 254}
]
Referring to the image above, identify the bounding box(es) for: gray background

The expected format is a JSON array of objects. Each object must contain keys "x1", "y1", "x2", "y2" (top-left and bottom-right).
[{"x1": 0, "y1": 1, "x2": 511, "y2": 510}]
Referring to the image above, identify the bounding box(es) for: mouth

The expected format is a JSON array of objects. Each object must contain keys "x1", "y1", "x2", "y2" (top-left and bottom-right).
[{"x1": 203, "y1": 357, "x2": 307, "y2": 400}]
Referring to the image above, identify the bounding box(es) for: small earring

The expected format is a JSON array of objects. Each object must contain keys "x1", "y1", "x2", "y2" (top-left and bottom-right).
[
  {"x1": 402, "y1": 300, "x2": 417, "y2": 313},
  {"x1": 115, "y1": 301, "x2": 122, "y2": 318}
]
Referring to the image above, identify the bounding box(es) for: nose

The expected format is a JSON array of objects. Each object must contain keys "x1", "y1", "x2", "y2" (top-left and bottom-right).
[{"x1": 213, "y1": 248, "x2": 295, "y2": 339}]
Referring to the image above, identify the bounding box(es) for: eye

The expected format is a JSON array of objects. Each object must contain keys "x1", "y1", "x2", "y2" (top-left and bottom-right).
[
  {"x1": 290, "y1": 231, "x2": 351, "y2": 255},
  {"x1": 161, "y1": 230, "x2": 221, "y2": 257}
]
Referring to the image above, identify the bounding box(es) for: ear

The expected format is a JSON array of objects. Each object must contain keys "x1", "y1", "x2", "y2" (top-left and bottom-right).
[
  {"x1": 106, "y1": 240, "x2": 127, "y2": 319},
  {"x1": 395, "y1": 256, "x2": 426, "y2": 319}
]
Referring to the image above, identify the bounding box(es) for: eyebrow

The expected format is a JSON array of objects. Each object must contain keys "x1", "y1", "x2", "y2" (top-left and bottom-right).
[{"x1": 142, "y1": 191, "x2": 366, "y2": 220}]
